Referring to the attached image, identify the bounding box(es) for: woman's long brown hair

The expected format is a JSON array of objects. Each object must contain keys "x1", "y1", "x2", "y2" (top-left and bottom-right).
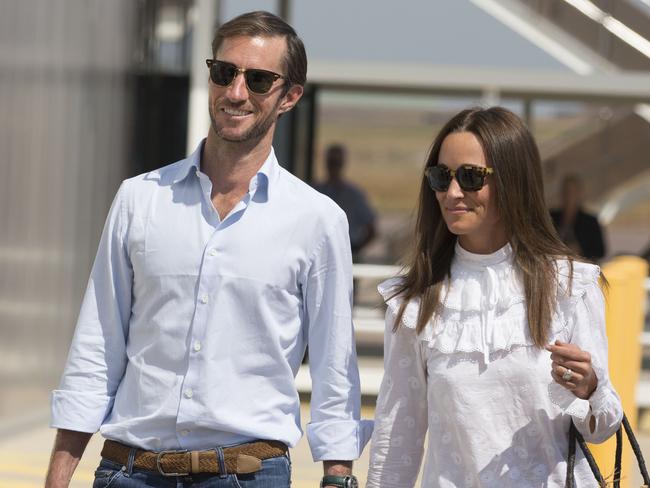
[{"x1": 393, "y1": 107, "x2": 583, "y2": 348}]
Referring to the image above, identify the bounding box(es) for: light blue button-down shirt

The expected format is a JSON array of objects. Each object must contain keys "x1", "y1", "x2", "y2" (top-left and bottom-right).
[{"x1": 51, "y1": 142, "x2": 373, "y2": 461}]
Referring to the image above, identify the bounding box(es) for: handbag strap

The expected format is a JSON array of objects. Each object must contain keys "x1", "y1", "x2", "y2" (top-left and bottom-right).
[
  {"x1": 566, "y1": 413, "x2": 650, "y2": 487},
  {"x1": 566, "y1": 422, "x2": 606, "y2": 487},
  {"x1": 621, "y1": 414, "x2": 650, "y2": 486},
  {"x1": 566, "y1": 422, "x2": 577, "y2": 488}
]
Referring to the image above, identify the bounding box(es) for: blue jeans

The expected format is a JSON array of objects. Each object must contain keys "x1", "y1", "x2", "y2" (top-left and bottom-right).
[{"x1": 92, "y1": 454, "x2": 291, "y2": 488}]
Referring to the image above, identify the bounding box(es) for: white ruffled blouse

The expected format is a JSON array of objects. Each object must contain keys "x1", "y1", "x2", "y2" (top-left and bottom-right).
[{"x1": 366, "y1": 243, "x2": 622, "y2": 488}]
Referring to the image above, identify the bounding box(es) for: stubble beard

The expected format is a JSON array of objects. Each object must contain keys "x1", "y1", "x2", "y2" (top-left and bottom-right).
[{"x1": 209, "y1": 98, "x2": 282, "y2": 144}]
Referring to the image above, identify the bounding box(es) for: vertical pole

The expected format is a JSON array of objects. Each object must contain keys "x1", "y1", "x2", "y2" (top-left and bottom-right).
[
  {"x1": 523, "y1": 98, "x2": 533, "y2": 131},
  {"x1": 278, "y1": 0, "x2": 290, "y2": 21},
  {"x1": 591, "y1": 256, "x2": 649, "y2": 488},
  {"x1": 304, "y1": 85, "x2": 319, "y2": 184},
  {"x1": 481, "y1": 87, "x2": 500, "y2": 107},
  {"x1": 186, "y1": 0, "x2": 219, "y2": 154}
]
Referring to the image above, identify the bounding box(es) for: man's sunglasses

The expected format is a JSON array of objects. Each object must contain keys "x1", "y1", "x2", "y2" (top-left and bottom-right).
[
  {"x1": 424, "y1": 164, "x2": 494, "y2": 192},
  {"x1": 206, "y1": 59, "x2": 287, "y2": 94}
]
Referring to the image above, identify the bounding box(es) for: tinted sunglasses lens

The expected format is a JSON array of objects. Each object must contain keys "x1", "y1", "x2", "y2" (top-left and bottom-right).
[
  {"x1": 457, "y1": 167, "x2": 485, "y2": 191},
  {"x1": 245, "y1": 70, "x2": 275, "y2": 94},
  {"x1": 427, "y1": 166, "x2": 451, "y2": 191},
  {"x1": 211, "y1": 61, "x2": 236, "y2": 86}
]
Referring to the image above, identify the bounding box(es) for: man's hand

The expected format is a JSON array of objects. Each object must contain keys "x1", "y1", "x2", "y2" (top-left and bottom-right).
[
  {"x1": 44, "y1": 429, "x2": 92, "y2": 488},
  {"x1": 322, "y1": 460, "x2": 353, "y2": 487},
  {"x1": 546, "y1": 340, "x2": 598, "y2": 400}
]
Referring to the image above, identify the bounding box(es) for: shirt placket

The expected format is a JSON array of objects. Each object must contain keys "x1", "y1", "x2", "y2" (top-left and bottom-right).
[{"x1": 174, "y1": 172, "x2": 253, "y2": 447}]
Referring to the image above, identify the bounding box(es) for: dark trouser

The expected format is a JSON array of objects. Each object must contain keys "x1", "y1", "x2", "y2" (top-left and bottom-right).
[{"x1": 92, "y1": 452, "x2": 291, "y2": 488}]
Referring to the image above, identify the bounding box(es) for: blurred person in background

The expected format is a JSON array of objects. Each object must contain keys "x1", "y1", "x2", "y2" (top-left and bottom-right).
[
  {"x1": 315, "y1": 144, "x2": 377, "y2": 261},
  {"x1": 550, "y1": 174, "x2": 606, "y2": 262},
  {"x1": 45, "y1": 11, "x2": 370, "y2": 488},
  {"x1": 366, "y1": 107, "x2": 622, "y2": 487}
]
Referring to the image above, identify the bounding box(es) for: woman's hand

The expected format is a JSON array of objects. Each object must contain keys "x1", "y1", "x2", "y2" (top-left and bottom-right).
[{"x1": 546, "y1": 340, "x2": 598, "y2": 400}]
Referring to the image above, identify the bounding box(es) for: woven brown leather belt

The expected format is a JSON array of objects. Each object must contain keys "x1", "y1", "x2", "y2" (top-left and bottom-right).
[{"x1": 101, "y1": 439, "x2": 288, "y2": 476}]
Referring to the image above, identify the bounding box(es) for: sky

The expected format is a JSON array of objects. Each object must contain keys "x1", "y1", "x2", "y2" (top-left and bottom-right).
[{"x1": 219, "y1": 0, "x2": 570, "y2": 71}]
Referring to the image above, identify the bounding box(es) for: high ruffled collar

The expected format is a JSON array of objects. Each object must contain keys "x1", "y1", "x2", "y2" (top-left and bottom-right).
[
  {"x1": 378, "y1": 246, "x2": 600, "y2": 363},
  {"x1": 453, "y1": 241, "x2": 513, "y2": 268}
]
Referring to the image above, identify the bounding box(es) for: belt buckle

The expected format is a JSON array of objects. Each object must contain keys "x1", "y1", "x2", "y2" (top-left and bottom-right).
[{"x1": 156, "y1": 449, "x2": 189, "y2": 477}]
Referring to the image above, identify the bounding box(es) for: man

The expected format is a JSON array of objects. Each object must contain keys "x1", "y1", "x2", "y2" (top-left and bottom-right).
[
  {"x1": 46, "y1": 11, "x2": 370, "y2": 488},
  {"x1": 314, "y1": 144, "x2": 376, "y2": 260},
  {"x1": 550, "y1": 174, "x2": 606, "y2": 262}
]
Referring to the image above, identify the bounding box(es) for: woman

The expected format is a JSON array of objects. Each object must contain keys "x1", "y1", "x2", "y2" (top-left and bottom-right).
[{"x1": 366, "y1": 107, "x2": 622, "y2": 487}]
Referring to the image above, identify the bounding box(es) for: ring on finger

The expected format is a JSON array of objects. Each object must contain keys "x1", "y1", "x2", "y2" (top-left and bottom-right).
[{"x1": 562, "y1": 368, "x2": 573, "y2": 382}]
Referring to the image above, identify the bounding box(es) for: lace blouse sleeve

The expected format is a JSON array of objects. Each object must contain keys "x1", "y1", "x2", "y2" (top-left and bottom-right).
[
  {"x1": 569, "y1": 279, "x2": 623, "y2": 443},
  {"x1": 366, "y1": 306, "x2": 428, "y2": 488}
]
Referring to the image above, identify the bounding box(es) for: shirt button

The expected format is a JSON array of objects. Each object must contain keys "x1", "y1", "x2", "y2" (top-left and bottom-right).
[
  {"x1": 193, "y1": 341, "x2": 202, "y2": 352},
  {"x1": 184, "y1": 388, "x2": 193, "y2": 399},
  {"x1": 200, "y1": 295, "x2": 209, "y2": 304},
  {"x1": 208, "y1": 248, "x2": 217, "y2": 256}
]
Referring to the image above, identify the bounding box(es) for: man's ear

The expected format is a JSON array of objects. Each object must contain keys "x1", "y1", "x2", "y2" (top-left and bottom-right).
[{"x1": 278, "y1": 84, "x2": 304, "y2": 115}]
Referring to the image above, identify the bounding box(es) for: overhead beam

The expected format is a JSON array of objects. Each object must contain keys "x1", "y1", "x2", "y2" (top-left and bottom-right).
[
  {"x1": 307, "y1": 60, "x2": 650, "y2": 103},
  {"x1": 470, "y1": 0, "x2": 618, "y2": 74}
]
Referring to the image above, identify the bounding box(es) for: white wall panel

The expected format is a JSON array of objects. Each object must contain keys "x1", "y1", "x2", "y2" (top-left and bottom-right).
[{"x1": 0, "y1": 0, "x2": 136, "y2": 418}]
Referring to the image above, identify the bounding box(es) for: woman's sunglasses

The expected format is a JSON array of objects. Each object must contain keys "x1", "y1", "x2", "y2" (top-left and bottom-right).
[
  {"x1": 424, "y1": 164, "x2": 494, "y2": 192},
  {"x1": 206, "y1": 59, "x2": 287, "y2": 94}
]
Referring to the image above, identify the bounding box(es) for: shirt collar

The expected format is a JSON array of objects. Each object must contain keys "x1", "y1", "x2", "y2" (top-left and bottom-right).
[
  {"x1": 249, "y1": 147, "x2": 280, "y2": 202},
  {"x1": 172, "y1": 140, "x2": 203, "y2": 184},
  {"x1": 172, "y1": 140, "x2": 280, "y2": 201},
  {"x1": 454, "y1": 241, "x2": 513, "y2": 267}
]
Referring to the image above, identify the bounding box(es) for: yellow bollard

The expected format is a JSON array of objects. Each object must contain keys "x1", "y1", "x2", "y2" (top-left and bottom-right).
[{"x1": 589, "y1": 256, "x2": 648, "y2": 488}]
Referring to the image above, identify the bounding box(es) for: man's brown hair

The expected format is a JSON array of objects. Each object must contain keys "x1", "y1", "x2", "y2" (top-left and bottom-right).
[{"x1": 212, "y1": 11, "x2": 307, "y2": 89}]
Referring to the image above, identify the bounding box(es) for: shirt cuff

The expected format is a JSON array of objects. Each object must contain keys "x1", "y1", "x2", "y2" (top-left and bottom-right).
[
  {"x1": 548, "y1": 382, "x2": 591, "y2": 421},
  {"x1": 587, "y1": 383, "x2": 611, "y2": 416},
  {"x1": 50, "y1": 389, "x2": 113, "y2": 433},
  {"x1": 307, "y1": 419, "x2": 374, "y2": 461}
]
